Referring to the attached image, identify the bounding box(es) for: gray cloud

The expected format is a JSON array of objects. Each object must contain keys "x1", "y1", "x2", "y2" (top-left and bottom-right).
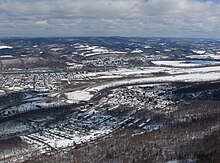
[{"x1": 0, "y1": 0, "x2": 220, "y2": 37}]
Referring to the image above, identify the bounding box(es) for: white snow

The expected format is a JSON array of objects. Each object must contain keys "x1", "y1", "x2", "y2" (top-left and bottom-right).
[
  {"x1": 131, "y1": 49, "x2": 143, "y2": 53},
  {"x1": 98, "y1": 75, "x2": 123, "y2": 79},
  {"x1": 92, "y1": 72, "x2": 220, "y2": 91},
  {"x1": 152, "y1": 60, "x2": 220, "y2": 67},
  {"x1": 178, "y1": 66, "x2": 220, "y2": 74},
  {"x1": 21, "y1": 128, "x2": 111, "y2": 150},
  {"x1": 81, "y1": 67, "x2": 176, "y2": 79},
  {"x1": 186, "y1": 54, "x2": 220, "y2": 60},
  {"x1": 164, "y1": 49, "x2": 172, "y2": 52},
  {"x1": 65, "y1": 90, "x2": 93, "y2": 102},
  {"x1": 50, "y1": 48, "x2": 63, "y2": 52},
  {"x1": 75, "y1": 65, "x2": 220, "y2": 82},
  {"x1": 7, "y1": 86, "x2": 24, "y2": 91},
  {"x1": 0, "y1": 45, "x2": 13, "y2": 49},
  {"x1": 92, "y1": 48, "x2": 108, "y2": 53},
  {"x1": 144, "y1": 45, "x2": 152, "y2": 49},
  {"x1": 0, "y1": 55, "x2": 13, "y2": 58},
  {"x1": 75, "y1": 44, "x2": 88, "y2": 49},
  {"x1": 192, "y1": 50, "x2": 206, "y2": 54},
  {"x1": 84, "y1": 52, "x2": 104, "y2": 57},
  {"x1": 75, "y1": 44, "x2": 126, "y2": 57},
  {"x1": 111, "y1": 51, "x2": 127, "y2": 54}
]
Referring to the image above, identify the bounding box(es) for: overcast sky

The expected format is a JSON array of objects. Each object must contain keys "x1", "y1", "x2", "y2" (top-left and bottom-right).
[{"x1": 0, "y1": 0, "x2": 220, "y2": 38}]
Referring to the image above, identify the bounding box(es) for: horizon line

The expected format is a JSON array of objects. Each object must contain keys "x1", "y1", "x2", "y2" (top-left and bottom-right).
[{"x1": 1, "y1": 35, "x2": 220, "y2": 40}]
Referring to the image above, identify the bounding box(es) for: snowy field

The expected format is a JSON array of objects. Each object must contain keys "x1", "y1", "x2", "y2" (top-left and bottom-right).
[
  {"x1": 0, "y1": 45, "x2": 13, "y2": 50},
  {"x1": 74, "y1": 44, "x2": 126, "y2": 57},
  {"x1": 186, "y1": 54, "x2": 220, "y2": 60},
  {"x1": 152, "y1": 60, "x2": 220, "y2": 67}
]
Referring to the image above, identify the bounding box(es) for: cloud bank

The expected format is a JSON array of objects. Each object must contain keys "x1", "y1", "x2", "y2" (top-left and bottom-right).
[{"x1": 0, "y1": 0, "x2": 220, "y2": 38}]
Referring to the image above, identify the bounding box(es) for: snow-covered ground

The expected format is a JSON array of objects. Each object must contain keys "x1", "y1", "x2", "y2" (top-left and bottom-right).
[
  {"x1": 131, "y1": 49, "x2": 143, "y2": 53},
  {"x1": 65, "y1": 91, "x2": 93, "y2": 103},
  {"x1": 7, "y1": 86, "x2": 24, "y2": 91},
  {"x1": 0, "y1": 45, "x2": 13, "y2": 50},
  {"x1": 88, "y1": 71, "x2": 220, "y2": 91},
  {"x1": 152, "y1": 60, "x2": 220, "y2": 67},
  {"x1": 76, "y1": 65, "x2": 220, "y2": 80},
  {"x1": 0, "y1": 55, "x2": 13, "y2": 58},
  {"x1": 74, "y1": 44, "x2": 126, "y2": 57},
  {"x1": 144, "y1": 45, "x2": 152, "y2": 49},
  {"x1": 80, "y1": 67, "x2": 176, "y2": 78},
  {"x1": 192, "y1": 50, "x2": 206, "y2": 54},
  {"x1": 50, "y1": 48, "x2": 63, "y2": 52},
  {"x1": 21, "y1": 128, "x2": 111, "y2": 150},
  {"x1": 186, "y1": 54, "x2": 220, "y2": 60}
]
